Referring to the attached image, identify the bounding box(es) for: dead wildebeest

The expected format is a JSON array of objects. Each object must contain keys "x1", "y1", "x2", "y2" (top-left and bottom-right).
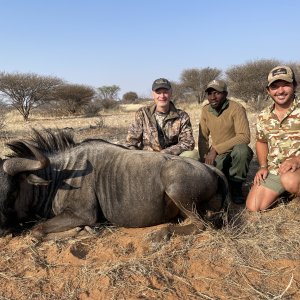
[{"x1": 0, "y1": 129, "x2": 229, "y2": 241}]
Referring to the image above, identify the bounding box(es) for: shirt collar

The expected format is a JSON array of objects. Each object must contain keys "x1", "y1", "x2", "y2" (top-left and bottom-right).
[
  {"x1": 208, "y1": 99, "x2": 229, "y2": 116},
  {"x1": 150, "y1": 101, "x2": 179, "y2": 117}
]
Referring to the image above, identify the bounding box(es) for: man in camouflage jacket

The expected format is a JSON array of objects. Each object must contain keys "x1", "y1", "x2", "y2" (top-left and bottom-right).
[
  {"x1": 126, "y1": 78, "x2": 195, "y2": 156},
  {"x1": 246, "y1": 66, "x2": 300, "y2": 211}
]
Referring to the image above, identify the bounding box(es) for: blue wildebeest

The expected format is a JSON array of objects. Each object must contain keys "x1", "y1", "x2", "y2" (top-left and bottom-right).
[{"x1": 0, "y1": 129, "x2": 229, "y2": 240}]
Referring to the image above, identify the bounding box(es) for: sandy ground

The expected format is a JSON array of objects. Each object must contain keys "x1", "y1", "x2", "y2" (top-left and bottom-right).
[{"x1": 1, "y1": 200, "x2": 300, "y2": 300}]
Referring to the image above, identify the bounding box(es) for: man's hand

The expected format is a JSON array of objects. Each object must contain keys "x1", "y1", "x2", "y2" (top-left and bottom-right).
[
  {"x1": 253, "y1": 167, "x2": 269, "y2": 185},
  {"x1": 279, "y1": 157, "x2": 300, "y2": 174},
  {"x1": 205, "y1": 147, "x2": 217, "y2": 165}
]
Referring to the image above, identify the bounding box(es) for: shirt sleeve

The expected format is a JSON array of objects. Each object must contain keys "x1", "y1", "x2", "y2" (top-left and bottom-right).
[
  {"x1": 256, "y1": 114, "x2": 267, "y2": 142},
  {"x1": 198, "y1": 109, "x2": 210, "y2": 162},
  {"x1": 125, "y1": 109, "x2": 144, "y2": 150}
]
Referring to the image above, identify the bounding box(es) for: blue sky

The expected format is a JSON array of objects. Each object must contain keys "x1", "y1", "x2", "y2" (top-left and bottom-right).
[{"x1": 0, "y1": 0, "x2": 299, "y2": 97}]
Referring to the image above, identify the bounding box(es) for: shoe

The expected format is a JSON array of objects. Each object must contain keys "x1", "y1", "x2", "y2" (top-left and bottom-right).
[
  {"x1": 232, "y1": 194, "x2": 245, "y2": 204},
  {"x1": 230, "y1": 181, "x2": 245, "y2": 204}
]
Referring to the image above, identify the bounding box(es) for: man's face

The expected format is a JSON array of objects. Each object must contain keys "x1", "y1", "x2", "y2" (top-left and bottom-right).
[
  {"x1": 267, "y1": 80, "x2": 296, "y2": 108},
  {"x1": 207, "y1": 88, "x2": 227, "y2": 110},
  {"x1": 152, "y1": 88, "x2": 172, "y2": 112}
]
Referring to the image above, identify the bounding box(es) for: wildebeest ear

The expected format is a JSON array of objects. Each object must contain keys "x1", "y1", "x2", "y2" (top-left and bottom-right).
[{"x1": 26, "y1": 174, "x2": 51, "y2": 186}]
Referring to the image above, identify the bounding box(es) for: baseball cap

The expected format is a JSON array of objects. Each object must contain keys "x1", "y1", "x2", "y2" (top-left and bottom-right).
[
  {"x1": 152, "y1": 78, "x2": 172, "y2": 91},
  {"x1": 205, "y1": 80, "x2": 227, "y2": 92},
  {"x1": 267, "y1": 66, "x2": 295, "y2": 86}
]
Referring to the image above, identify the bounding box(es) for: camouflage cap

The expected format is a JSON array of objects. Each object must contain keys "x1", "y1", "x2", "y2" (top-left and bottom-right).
[
  {"x1": 205, "y1": 80, "x2": 227, "y2": 92},
  {"x1": 152, "y1": 78, "x2": 172, "y2": 91},
  {"x1": 267, "y1": 65, "x2": 295, "y2": 86}
]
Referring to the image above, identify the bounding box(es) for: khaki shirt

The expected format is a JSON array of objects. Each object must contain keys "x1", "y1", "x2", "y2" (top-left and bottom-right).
[
  {"x1": 256, "y1": 97, "x2": 300, "y2": 175},
  {"x1": 126, "y1": 102, "x2": 195, "y2": 155}
]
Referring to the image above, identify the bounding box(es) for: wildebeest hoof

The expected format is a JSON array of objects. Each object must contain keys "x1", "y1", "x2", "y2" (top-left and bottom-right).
[
  {"x1": 43, "y1": 227, "x2": 84, "y2": 241},
  {"x1": 31, "y1": 227, "x2": 45, "y2": 242},
  {"x1": 84, "y1": 226, "x2": 95, "y2": 235},
  {"x1": 31, "y1": 226, "x2": 84, "y2": 242},
  {"x1": 146, "y1": 227, "x2": 171, "y2": 243},
  {"x1": 0, "y1": 228, "x2": 13, "y2": 238},
  {"x1": 76, "y1": 226, "x2": 97, "y2": 238}
]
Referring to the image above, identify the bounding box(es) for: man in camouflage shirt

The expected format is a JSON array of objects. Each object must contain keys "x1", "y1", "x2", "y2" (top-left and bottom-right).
[
  {"x1": 126, "y1": 78, "x2": 195, "y2": 156},
  {"x1": 246, "y1": 66, "x2": 300, "y2": 211}
]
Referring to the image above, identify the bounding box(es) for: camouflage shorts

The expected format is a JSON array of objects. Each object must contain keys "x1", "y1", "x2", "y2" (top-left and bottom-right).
[{"x1": 261, "y1": 173, "x2": 285, "y2": 194}]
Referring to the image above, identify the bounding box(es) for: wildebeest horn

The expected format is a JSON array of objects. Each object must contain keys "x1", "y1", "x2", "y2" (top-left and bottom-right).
[{"x1": 3, "y1": 141, "x2": 50, "y2": 176}]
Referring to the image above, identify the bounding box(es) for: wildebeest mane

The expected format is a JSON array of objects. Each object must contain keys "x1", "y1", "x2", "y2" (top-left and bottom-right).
[{"x1": 6, "y1": 128, "x2": 76, "y2": 158}]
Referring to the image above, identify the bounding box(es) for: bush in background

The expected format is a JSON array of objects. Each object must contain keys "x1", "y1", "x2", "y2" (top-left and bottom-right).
[
  {"x1": 0, "y1": 102, "x2": 8, "y2": 130},
  {"x1": 122, "y1": 91, "x2": 138, "y2": 103}
]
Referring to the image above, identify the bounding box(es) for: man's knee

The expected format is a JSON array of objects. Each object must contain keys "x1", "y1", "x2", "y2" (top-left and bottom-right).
[
  {"x1": 281, "y1": 172, "x2": 300, "y2": 194},
  {"x1": 246, "y1": 184, "x2": 280, "y2": 211},
  {"x1": 246, "y1": 186, "x2": 262, "y2": 211},
  {"x1": 232, "y1": 144, "x2": 253, "y2": 160}
]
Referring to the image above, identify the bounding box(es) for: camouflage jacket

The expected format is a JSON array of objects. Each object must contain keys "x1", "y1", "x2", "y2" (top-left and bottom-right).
[
  {"x1": 126, "y1": 102, "x2": 195, "y2": 155},
  {"x1": 256, "y1": 96, "x2": 300, "y2": 175}
]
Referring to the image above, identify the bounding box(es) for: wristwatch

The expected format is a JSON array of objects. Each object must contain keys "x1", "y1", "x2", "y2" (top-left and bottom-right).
[{"x1": 259, "y1": 165, "x2": 268, "y2": 169}]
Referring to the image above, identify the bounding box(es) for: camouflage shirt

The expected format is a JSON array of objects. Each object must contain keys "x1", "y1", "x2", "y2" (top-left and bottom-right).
[
  {"x1": 126, "y1": 101, "x2": 195, "y2": 155},
  {"x1": 256, "y1": 96, "x2": 300, "y2": 175}
]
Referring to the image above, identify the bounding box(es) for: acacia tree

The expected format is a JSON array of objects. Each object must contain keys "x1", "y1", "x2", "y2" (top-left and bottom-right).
[
  {"x1": 282, "y1": 62, "x2": 300, "y2": 92},
  {"x1": 0, "y1": 100, "x2": 8, "y2": 130},
  {"x1": 180, "y1": 67, "x2": 222, "y2": 103},
  {"x1": 97, "y1": 85, "x2": 120, "y2": 100},
  {"x1": 0, "y1": 72, "x2": 63, "y2": 121},
  {"x1": 122, "y1": 91, "x2": 138, "y2": 103},
  {"x1": 226, "y1": 59, "x2": 282, "y2": 104},
  {"x1": 53, "y1": 84, "x2": 96, "y2": 115},
  {"x1": 169, "y1": 81, "x2": 186, "y2": 104}
]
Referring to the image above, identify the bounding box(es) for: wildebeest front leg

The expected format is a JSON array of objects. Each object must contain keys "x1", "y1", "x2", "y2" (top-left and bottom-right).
[{"x1": 32, "y1": 210, "x2": 92, "y2": 240}]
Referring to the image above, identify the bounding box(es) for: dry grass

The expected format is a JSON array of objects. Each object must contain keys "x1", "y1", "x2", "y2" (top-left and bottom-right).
[
  {"x1": 0, "y1": 202, "x2": 299, "y2": 299},
  {"x1": 0, "y1": 102, "x2": 299, "y2": 299}
]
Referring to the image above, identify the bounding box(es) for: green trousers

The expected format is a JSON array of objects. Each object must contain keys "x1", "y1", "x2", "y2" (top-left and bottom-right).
[
  {"x1": 180, "y1": 144, "x2": 253, "y2": 183},
  {"x1": 215, "y1": 144, "x2": 253, "y2": 183}
]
